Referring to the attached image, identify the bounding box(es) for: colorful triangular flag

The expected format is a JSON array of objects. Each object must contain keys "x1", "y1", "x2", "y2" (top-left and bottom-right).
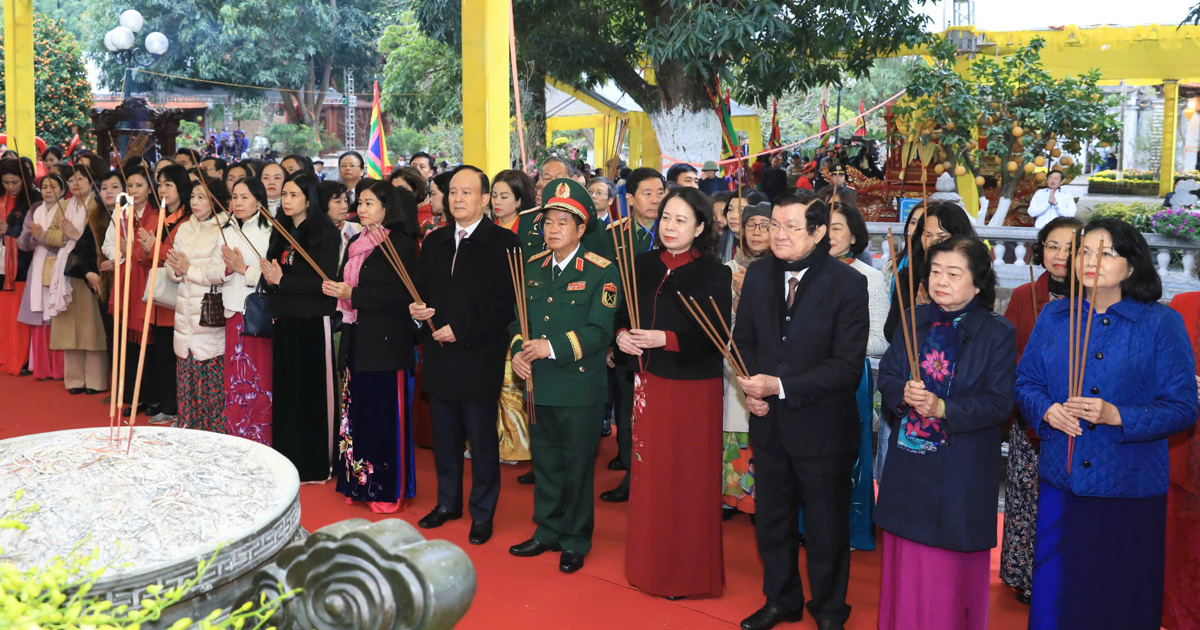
[{"x1": 366, "y1": 81, "x2": 391, "y2": 179}]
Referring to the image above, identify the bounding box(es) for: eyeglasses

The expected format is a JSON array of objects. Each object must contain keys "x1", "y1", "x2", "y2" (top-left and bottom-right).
[
  {"x1": 1043, "y1": 242, "x2": 1070, "y2": 254},
  {"x1": 744, "y1": 221, "x2": 770, "y2": 233},
  {"x1": 588, "y1": 190, "x2": 610, "y2": 199},
  {"x1": 769, "y1": 222, "x2": 807, "y2": 235}
]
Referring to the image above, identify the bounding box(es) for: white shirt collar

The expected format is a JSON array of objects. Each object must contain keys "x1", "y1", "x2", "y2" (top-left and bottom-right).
[
  {"x1": 554, "y1": 244, "x2": 582, "y2": 272},
  {"x1": 453, "y1": 217, "x2": 482, "y2": 244}
]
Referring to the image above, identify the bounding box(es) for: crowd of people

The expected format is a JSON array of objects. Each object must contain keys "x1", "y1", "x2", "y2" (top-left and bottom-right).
[{"x1": 0, "y1": 142, "x2": 1197, "y2": 630}]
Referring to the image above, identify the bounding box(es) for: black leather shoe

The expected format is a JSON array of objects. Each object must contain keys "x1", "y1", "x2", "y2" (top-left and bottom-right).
[
  {"x1": 18, "y1": 368, "x2": 31, "y2": 376},
  {"x1": 68, "y1": 387, "x2": 86, "y2": 395},
  {"x1": 517, "y1": 470, "x2": 535, "y2": 485},
  {"x1": 599, "y1": 486, "x2": 628, "y2": 503},
  {"x1": 815, "y1": 621, "x2": 844, "y2": 630},
  {"x1": 1015, "y1": 588, "x2": 1031, "y2": 605},
  {"x1": 559, "y1": 550, "x2": 585, "y2": 573},
  {"x1": 84, "y1": 388, "x2": 102, "y2": 395},
  {"x1": 740, "y1": 603, "x2": 804, "y2": 630},
  {"x1": 723, "y1": 507, "x2": 737, "y2": 521},
  {"x1": 509, "y1": 538, "x2": 560, "y2": 557},
  {"x1": 601, "y1": 416, "x2": 612, "y2": 437},
  {"x1": 417, "y1": 506, "x2": 462, "y2": 529},
  {"x1": 607, "y1": 455, "x2": 625, "y2": 471},
  {"x1": 468, "y1": 520, "x2": 493, "y2": 545}
]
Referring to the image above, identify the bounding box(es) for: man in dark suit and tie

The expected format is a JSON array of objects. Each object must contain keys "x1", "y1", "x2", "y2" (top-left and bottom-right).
[
  {"x1": 732, "y1": 190, "x2": 869, "y2": 630},
  {"x1": 410, "y1": 165, "x2": 521, "y2": 546}
]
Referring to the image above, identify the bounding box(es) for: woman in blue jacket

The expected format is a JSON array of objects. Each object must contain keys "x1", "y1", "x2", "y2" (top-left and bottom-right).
[
  {"x1": 1015, "y1": 218, "x2": 1198, "y2": 630},
  {"x1": 875, "y1": 236, "x2": 1017, "y2": 630}
]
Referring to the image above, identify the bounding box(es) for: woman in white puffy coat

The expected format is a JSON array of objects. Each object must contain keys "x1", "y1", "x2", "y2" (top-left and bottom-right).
[{"x1": 165, "y1": 177, "x2": 229, "y2": 431}]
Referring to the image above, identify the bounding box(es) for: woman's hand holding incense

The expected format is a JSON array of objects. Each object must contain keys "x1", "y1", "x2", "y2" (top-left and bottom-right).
[{"x1": 1044, "y1": 403, "x2": 1083, "y2": 437}]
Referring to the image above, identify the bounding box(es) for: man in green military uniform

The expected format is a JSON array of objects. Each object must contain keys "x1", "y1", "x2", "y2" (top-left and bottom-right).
[
  {"x1": 512, "y1": 157, "x2": 616, "y2": 487},
  {"x1": 599, "y1": 166, "x2": 665, "y2": 503},
  {"x1": 507, "y1": 178, "x2": 620, "y2": 574}
]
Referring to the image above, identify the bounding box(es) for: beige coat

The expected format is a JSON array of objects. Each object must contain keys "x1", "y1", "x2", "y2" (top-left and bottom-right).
[{"x1": 167, "y1": 214, "x2": 228, "y2": 361}]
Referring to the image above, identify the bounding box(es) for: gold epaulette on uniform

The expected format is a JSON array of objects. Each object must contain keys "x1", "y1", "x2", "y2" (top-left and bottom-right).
[
  {"x1": 527, "y1": 250, "x2": 552, "y2": 264},
  {"x1": 518, "y1": 208, "x2": 542, "y2": 215},
  {"x1": 583, "y1": 252, "x2": 611, "y2": 268}
]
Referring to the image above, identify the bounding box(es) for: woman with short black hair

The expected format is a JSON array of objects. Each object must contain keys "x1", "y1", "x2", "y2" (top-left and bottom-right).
[
  {"x1": 618, "y1": 185, "x2": 731, "y2": 598},
  {"x1": 259, "y1": 161, "x2": 287, "y2": 216},
  {"x1": 877, "y1": 235, "x2": 1016, "y2": 629},
  {"x1": 998, "y1": 215, "x2": 1082, "y2": 604},
  {"x1": 321, "y1": 179, "x2": 419, "y2": 512},
  {"x1": 1017, "y1": 218, "x2": 1198, "y2": 629}
]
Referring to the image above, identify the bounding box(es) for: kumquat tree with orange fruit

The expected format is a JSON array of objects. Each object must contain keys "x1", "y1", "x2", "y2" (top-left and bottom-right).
[
  {"x1": 895, "y1": 35, "x2": 1120, "y2": 226},
  {"x1": 0, "y1": 14, "x2": 94, "y2": 148}
]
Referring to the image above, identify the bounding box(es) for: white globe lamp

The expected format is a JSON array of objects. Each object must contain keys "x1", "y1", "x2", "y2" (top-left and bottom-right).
[
  {"x1": 103, "y1": 30, "x2": 117, "y2": 52},
  {"x1": 111, "y1": 26, "x2": 135, "y2": 51},
  {"x1": 145, "y1": 32, "x2": 169, "y2": 56},
  {"x1": 119, "y1": 10, "x2": 144, "y2": 33}
]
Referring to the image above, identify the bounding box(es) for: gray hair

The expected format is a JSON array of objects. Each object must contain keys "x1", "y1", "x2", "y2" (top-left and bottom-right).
[{"x1": 587, "y1": 176, "x2": 617, "y2": 199}]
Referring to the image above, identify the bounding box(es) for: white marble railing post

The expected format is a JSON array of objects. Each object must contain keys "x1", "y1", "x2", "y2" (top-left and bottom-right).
[{"x1": 865, "y1": 223, "x2": 1200, "y2": 299}]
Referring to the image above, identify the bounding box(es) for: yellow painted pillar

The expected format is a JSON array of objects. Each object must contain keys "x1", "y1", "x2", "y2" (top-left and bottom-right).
[
  {"x1": 1160, "y1": 80, "x2": 1178, "y2": 197},
  {"x1": 461, "y1": 0, "x2": 509, "y2": 176},
  {"x1": 627, "y1": 116, "x2": 643, "y2": 168},
  {"x1": 4, "y1": 0, "x2": 36, "y2": 158}
]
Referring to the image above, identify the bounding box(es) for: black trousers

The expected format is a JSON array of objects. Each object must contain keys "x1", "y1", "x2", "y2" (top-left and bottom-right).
[
  {"x1": 612, "y1": 366, "x2": 634, "y2": 491},
  {"x1": 751, "y1": 411, "x2": 854, "y2": 625},
  {"x1": 430, "y1": 398, "x2": 501, "y2": 522},
  {"x1": 122, "y1": 325, "x2": 176, "y2": 414}
]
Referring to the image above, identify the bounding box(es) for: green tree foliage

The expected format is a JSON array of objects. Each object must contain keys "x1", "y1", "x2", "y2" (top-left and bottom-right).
[
  {"x1": 378, "y1": 11, "x2": 462, "y2": 131},
  {"x1": 1186, "y1": 2, "x2": 1200, "y2": 25},
  {"x1": 411, "y1": 0, "x2": 929, "y2": 160},
  {"x1": 81, "y1": 0, "x2": 392, "y2": 126},
  {"x1": 895, "y1": 36, "x2": 1119, "y2": 224},
  {"x1": 0, "y1": 14, "x2": 93, "y2": 148}
]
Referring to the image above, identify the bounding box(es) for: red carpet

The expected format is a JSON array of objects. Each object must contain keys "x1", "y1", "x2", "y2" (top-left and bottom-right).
[{"x1": 0, "y1": 373, "x2": 1030, "y2": 629}]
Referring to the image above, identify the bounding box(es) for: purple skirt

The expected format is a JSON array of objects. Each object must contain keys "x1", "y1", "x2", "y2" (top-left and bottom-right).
[{"x1": 878, "y1": 532, "x2": 990, "y2": 630}]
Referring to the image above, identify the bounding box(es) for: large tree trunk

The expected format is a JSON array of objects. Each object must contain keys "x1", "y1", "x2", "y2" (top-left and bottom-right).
[
  {"x1": 647, "y1": 105, "x2": 723, "y2": 167},
  {"x1": 644, "y1": 65, "x2": 723, "y2": 168},
  {"x1": 986, "y1": 171, "x2": 1022, "y2": 226}
]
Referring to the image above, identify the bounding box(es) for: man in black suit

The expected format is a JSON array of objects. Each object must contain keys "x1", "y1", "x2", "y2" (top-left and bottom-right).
[
  {"x1": 732, "y1": 190, "x2": 869, "y2": 630},
  {"x1": 410, "y1": 165, "x2": 520, "y2": 546}
]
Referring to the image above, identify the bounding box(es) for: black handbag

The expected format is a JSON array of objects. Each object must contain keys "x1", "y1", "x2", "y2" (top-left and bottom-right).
[
  {"x1": 199, "y1": 286, "x2": 226, "y2": 328},
  {"x1": 242, "y1": 285, "x2": 274, "y2": 337}
]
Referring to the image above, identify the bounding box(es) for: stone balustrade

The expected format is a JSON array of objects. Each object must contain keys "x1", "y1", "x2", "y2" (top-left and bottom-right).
[{"x1": 864, "y1": 223, "x2": 1200, "y2": 299}]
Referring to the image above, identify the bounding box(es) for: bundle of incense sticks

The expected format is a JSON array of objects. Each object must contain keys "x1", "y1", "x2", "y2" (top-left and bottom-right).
[
  {"x1": 255, "y1": 207, "x2": 331, "y2": 282},
  {"x1": 677, "y1": 292, "x2": 748, "y2": 379},
  {"x1": 364, "y1": 224, "x2": 420, "y2": 301},
  {"x1": 109, "y1": 197, "x2": 137, "y2": 444},
  {"x1": 608, "y1": 217, "x2": 641, "y2": 329},
  {"x1": 681, "y1": 292, "x2": 744, "y2": 376},
  {"x1": 885, "y1": 228, "x2": 920, "y2": 380},
  {"x1": 1066, "y1": 234, "x2": 1104, "y2": 473},
  {"x1": 505, "y1": 248, "x2": 535, "y2": 422},
  {"x1": 123, "y1": 205, "x2": 168, "y2": 453},
  {"x1": 364, "y1": 225, "x2": 439, "y2": 338}
]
